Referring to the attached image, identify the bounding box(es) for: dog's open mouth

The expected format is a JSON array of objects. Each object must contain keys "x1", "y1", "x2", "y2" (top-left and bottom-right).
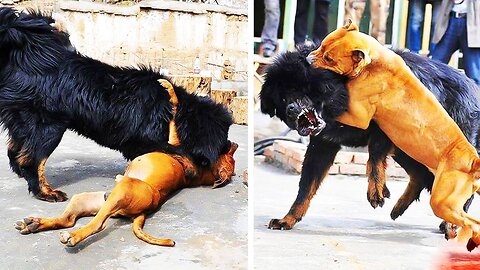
[{"x1": 296, "y1": 109, "x2": 326, "y2": 136}]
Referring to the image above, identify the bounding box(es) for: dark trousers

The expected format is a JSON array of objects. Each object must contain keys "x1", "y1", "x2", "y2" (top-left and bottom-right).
[{"x1": 294, "y1": 0, "x2": 330, "y2": 46}]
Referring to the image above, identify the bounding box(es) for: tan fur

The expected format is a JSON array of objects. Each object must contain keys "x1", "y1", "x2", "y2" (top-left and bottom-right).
[{"x1": 309, "y1": 22, "x2": 480, "y2": 249}]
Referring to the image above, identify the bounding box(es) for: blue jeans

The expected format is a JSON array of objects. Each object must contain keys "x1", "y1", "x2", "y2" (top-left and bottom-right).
[
  {"x1": 261, "y1": 0, "x2": 280, "y2": 52},
  {"x1": 431, "y1": 16, "x2": 480, "y2": 85},
  {"x1": 406, "y1": 0, "x2": 441, "y2": 54}
]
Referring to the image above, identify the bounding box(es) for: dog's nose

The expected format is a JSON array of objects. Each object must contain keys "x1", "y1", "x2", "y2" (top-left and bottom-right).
[
  {"x1": 286, "y1": 104, "x2": 296, "y2": 117},
  {"x1": 306, "y1": 54, "x2": 314, "y2": 65}
]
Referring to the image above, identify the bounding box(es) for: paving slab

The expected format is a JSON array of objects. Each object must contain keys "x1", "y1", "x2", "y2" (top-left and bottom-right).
[{"x1": 0, "y1": 125, "x2": 247, "y2": 270}]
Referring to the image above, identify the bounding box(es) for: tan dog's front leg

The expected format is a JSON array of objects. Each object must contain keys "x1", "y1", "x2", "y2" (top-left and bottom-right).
[
  {"x1": 336, "y1": 101, "x2": 374, "y2": 130},
  {"x1": 15, "y1": 192, "x2": 105, "y2": 234}
]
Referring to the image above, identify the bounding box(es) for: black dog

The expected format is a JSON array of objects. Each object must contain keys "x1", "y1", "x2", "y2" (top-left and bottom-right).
[
  {"x1": 0, "y1": 8, "x2": 233, "y2": 202},
  {"x1": 260, "y1": 48, "x2": 480, "y2": 234}
]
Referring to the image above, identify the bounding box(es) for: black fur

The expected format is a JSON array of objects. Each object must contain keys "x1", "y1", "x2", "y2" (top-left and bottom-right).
[
  {"x1": 0, "y1": 8, "x2": 233, "y2": 199},
  {"x1": 260, "y1": 47, "x2": 480, "y2": 227}
]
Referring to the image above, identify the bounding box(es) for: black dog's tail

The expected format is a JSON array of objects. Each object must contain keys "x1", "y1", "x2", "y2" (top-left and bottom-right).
[
  {"x1": 0, "y1": 7, "x2": 72, "y2": 73},
  {"x1": 0, "y1": 7, "x2": 51, "y2": 48}
]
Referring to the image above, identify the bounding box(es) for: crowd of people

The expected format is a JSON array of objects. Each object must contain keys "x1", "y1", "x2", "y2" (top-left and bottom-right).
[{"x1": 259, "y1": 0, "x2": 479, "y2": 85}]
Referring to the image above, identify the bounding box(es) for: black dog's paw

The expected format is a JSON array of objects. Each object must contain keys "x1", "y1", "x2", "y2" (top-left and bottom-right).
[
  {"x1": 268, "y1": 218, "x2": 294, "y2": 230},
  {"x1": 367, "y1": 186, "x2": 384, "y2": 209},
  {"x1": 35, "y1": 189, "x2": 68, "y2": 202},
  {"x1": 383, "y1": 185, "x2": 391, "y2": 199},
  {"x1": 390, "y1": 202, "x2": 406, "y2": 220},
  {"x1": 439, "y1": 222, "x2": 458, "y2": 240}
]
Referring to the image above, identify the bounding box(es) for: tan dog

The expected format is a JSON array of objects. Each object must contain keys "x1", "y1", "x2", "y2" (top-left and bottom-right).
[
  {"x1": 14, "y1": 79, "x2": 238, "y2": 247},
  {"x1": 308, "y1": 21, "x2": 480, "y2": 250}
]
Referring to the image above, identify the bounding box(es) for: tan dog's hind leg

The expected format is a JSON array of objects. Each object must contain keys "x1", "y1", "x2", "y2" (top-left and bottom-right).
[
  {"x1": 132, "y1": 214, "x2": 175, "y2": 246},
  {"x1": 158, "y1": 79, "x2": 180, "y2": 146},
  {"x1": 15, "y1": 192, "x2": 105, "y2": 234},
  {"x1": 430, "y1": 167, "x2": 480, "y2": 250},
  {"x1": 59, "y1": 178, "x2": 159, "y2": 247}
]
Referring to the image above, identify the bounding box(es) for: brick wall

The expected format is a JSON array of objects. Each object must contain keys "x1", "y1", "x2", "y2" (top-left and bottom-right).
[{"x1": 264, "y1": 140, "x2": 408, "y2": 179}]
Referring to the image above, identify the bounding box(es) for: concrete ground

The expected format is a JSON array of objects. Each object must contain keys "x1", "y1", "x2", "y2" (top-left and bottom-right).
[
  {"x1": 254, "y1": 160, "x2": 480, "y2": 270},
  {"x1": 0, "y1": 125, "x2": 247, "y2": 270}
]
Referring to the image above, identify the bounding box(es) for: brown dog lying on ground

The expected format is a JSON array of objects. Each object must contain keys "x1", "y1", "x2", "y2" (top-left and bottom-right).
[
  {"x1": 307, "y1": 21, "x2": 480, "y2": 251},
  {"x1": 14, "y1": 79, "x2": 238, "y2": 247}
]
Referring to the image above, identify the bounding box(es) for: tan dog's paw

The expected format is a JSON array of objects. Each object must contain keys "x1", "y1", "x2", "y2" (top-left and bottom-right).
[
  {"x1": 14, "y1": 217, "x2": 40, "y2": 234},
  {"x1": 59, "y1": 231, "x2": 77, "y2": 247},
  {"x1": 115, "y1": 174, "x2": 124, "y2": 182},
  {"x1": 467, "y1": 238, "x2": 479, "y2": 252}
]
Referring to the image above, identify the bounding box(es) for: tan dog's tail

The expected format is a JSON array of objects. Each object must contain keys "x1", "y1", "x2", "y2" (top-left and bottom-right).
[{"x1": 132, "y1": 214, "x2": 175, "y2": 247}]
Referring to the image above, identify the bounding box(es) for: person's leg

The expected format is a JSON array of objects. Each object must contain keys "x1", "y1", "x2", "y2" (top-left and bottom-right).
[
  {"x1": 344, "y1": 0, "x2": 366, "y2": 25},
  {"x1": 261, "y1": 0, "x2": 280, "y2": 56},
  {"x1": 370, "y1": 0, "x2": 390, "y2": 44},
  {"x1": 312, "y1": 0, "x2": 330, "y2": 45},
  {"x1": 458, "y1": 19, "x2": 480, "y2": 85},
  {"x1": 294, "y1": 0, "x2": 309, "y2": 46},
  {"x1": 407, "y1": 0, "x2": 427, "y2": 53},
  {"x1": 428, "y1": 0, "x2": 442, "y2": 53},
  {"x1": 431, "y1": 16, "x2": 461, "y2": 64}
]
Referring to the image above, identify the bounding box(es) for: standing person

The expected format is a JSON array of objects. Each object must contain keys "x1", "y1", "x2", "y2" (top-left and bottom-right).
[
  {"x1": 294, "y1": 0, "x2": 330, "y2": 46},
  {"x1": 344, "y1": 0, "x2": 390, "y2": 44},
  {"x1": 406, "y1": 0, "x2": 442, "y2": 54},
  {"x1": 431, "y1": 0, "x2": 480, "y2": 85},
  {"x1": 260, "y1": 0, "x2": 281, "y2": 57}
]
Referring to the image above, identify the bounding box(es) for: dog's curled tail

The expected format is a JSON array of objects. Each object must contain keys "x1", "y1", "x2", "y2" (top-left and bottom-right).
[
  {"x1": 0, "y1": 7, "x2": 52, "y2": 48},
  {"x1": 132, "y1": 214, "x2": 176, "y2": 247}
]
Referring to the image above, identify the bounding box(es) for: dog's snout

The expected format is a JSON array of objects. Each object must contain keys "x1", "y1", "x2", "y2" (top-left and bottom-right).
[
  {"x1": 286, "y1": 104, "x2": 297, "y2": 117},
  {"x1": 306, "y1": 54, "x2": 314, "y2": 65}
]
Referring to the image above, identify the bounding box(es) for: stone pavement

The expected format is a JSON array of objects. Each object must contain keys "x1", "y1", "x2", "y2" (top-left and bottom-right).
[
  {"x1": 0, "y1": 125, "x2": 247, "y2": 270},
  {"x1": 254, "y1": 161, "x2": 480, "y2": 270}
]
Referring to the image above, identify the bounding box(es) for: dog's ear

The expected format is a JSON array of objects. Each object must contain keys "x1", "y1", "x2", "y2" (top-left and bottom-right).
[
  {"x1": 342, "y1": 19, "x2": 359, "y2": 32},
  {"x1": 352, "y1": 49, "x2": 371, "y2": 65}
]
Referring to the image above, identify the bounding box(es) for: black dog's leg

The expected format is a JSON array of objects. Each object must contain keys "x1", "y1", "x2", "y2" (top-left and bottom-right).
[
  {"x1": 366, "y1": 123, "x2": 393, "y2": 208},
  {"x1": 8, "y1": 123, "x2": 67, "y2": 202},
  {"x1": 390, "y1": 150, "x2": 433, "y2": 220},
  {"x1": 268, "y1": 138, "x2": 340, "y2": 230}
]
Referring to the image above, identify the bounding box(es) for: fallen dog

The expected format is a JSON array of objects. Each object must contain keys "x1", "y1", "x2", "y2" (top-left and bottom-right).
[
  {"x1": 14, "y1": 80, "x2": 238, "y2": 247},
  {"x1": 308, "y1": 21, "x2": 480, "y2": 251}
]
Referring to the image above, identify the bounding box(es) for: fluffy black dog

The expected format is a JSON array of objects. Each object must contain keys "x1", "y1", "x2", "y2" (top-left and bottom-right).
[
  {"x1": 260, "y1": 48, "x2": 480, "y2": 234},
  {"x1": 0, "y1": 8, "x2": 233, "y2": 202}
]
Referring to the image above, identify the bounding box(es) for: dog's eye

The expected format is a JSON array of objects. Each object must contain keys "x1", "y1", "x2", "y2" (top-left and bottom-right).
[{"x1": 323, "y1": 55, "x2": 333, "y2": 63}]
